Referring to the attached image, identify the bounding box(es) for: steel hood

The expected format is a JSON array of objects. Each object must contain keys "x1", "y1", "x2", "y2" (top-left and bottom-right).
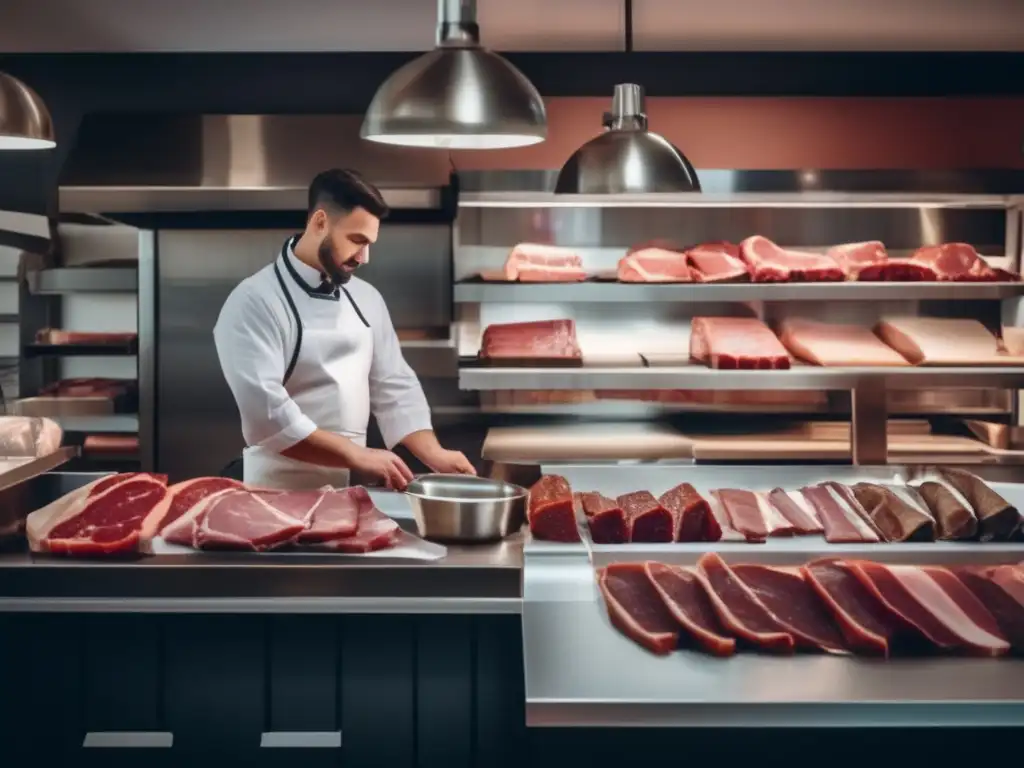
[{"x1": 58, "y1": 114, "x2": 453, "y2": 215}]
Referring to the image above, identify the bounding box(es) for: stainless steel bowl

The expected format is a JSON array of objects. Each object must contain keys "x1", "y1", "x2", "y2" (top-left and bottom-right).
[{"x1": 404, "y1": 474, "x2": 527, "y2": 542}]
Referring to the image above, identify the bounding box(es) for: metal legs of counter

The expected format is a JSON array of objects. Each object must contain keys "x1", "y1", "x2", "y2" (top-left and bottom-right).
[{"x1": 0, "y1": 613, "x2": 526, "y2": 767}]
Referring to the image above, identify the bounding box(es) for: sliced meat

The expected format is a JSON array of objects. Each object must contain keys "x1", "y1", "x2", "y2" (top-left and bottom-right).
[
  {"x1": 778, "y1": 318, "x2": 909, "y2": 367},
  {"x1": 618, "y1": 247, "x2": 693, "y2": 282},
  {"x1": 618, "y1": 491, "x2": 674, "y2": 543},
  {"x1": 712, "y1": 489, "x2": 793, "y2": 542},
  {"x1": 686, "y1": 242, "x2": 749, "y2": 283},
  {"x1": 500, "y1": 243, "x2": 587, "y2": 282},
  {"x1": 731, "y1": 564, "x2": 848, "y2": 653},
  {"x1": 909, "y1": 243, "x2": 997, "y2": 281},
  {"x1": 800, "y1": 483, "x2": 882, "y2": 543},
  {"x1": 690, "y1": 316, "x2": 791, "y2": 370},
  {"x1": 849, "y1": 483, "x2": 935, "y2": 542},
  {"x1": 828, "y1": 241, "x2": 937, "y2": 281},
  {"x1": 319, "y1": 502, "x2": 401, "y2": 553},
  {"x1": 155, "y1": 477, "x2": 245, "y2": 535},
  {"x1": 161, "y1": 487, "x2": 238, "y2": 547},
  {"x1": 645, "y1": 562, "x2": 736, "y2": 656},
  {"x1": 658, "y1": 483, "x2": 714, "y2": 542},
  {"x1": 578, "y1": 491, "x2": 627, "y2": 544},
  {"x1": 293, "y1": 486, "x2": 366, "y2": 543},
  {"x1": 739, "y1": 235, "x2": 845, "y2": 282},
  {"x1": 697, "y1": 552, "x2": 795, "y2": 653},
  {"x1": 914, "y1": 479, "x2": 979, "y2": 540},
  {"x1": 767, "y1": 488, "x2": 823, "y2": 534},
  {"x1": 598, "y1": 562, "x2": 680, "y2": 655},
  {"x1": 956, "y1": 565, "x2": 1024, "y2": 653},
  {"x1": 803, "y1": 560, "x2": 902, "y2": 655},
  {"x1": 706, "y1": 492, "x2": 742, "y2": 541},
  {"x1": 850, "y1": 562, "x2": 1010, "y2": 656},
  {"x1": 875, "y1": 317, "x2": 1001, "y2": 365},
  {"x1": 480, "y1": 319, "x2": 582, "y2": 360},
  {"x1": 527, "y1": 475, "x2": 580, "y2": 542},
  {"x1": 194, "y1": 490, "x2": 307, "y2": 551},
  {"x1": 940, "y1": 468, "x2": 1022, "y2": 541}
]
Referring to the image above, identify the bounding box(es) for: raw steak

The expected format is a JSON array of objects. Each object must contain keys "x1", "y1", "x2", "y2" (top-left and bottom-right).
[
  {"x1": 689, "y1": 317, "x2": 791, "y2": 370},
  {"x1": 767, "y1": 488, "x2": 823, "y2": 534},
  {"x1": 914, "y1": 479, "x2": 979, "y2": 540},
  {"x1": 645, "y1": 563, "x2": 736, "y2": 656},
  {"x1": 319, "y1": 501, "x2": 401, "y2": 553},
  {"x1": 618, "y1": 246, "x2": 693, "y2": 282},
  {"x1": 732, "y1": 564, "x2": 848, "y2": 653},
  {"x1": 577, "y1": 492, "x2": 627, "y2": 544},
  {"x1": 850, "y1": 562, "x2": 1009, "y2": 656},
  {"x1": 686, "y1": 242, "x2": 749, "y2": 283},
  {"x1": 35, "y1": 329, "x2": 138, "y2": 345},
  {"x1": 803, "y1": 560, "x2": 903, "y2": 655},
  {"x1": 800, "y1": 483, "x2": 882, "y2": 543},
  {"x1": 706, "y1": 493, "x2": 745, "y2": 541},
  {"x1": 155, "y1": 476, "x2": 245, "y2": 535},
  {"x1": 659, "y1": 483, "x2": 716, "y2": 542},
  {"x1": 849, "y1": 483, "x2": 936, "y2": 542},
  {"x1": 527, "y1": 475, "x2": 580, "y2": 542},
  {"x1": 712, "y1": 489, "x2": 792, "y2": 542},
  {"x1": 598, "y1": 562, "x2": 680, "y2": 655},
  {"x1": 480, "y1": 319, "x2": 582, "y2": 360},
  {"x1": 194, "y1": 489, "x2": 307, "y2": 551},
  {"x1": 27, "y1": 473, "x2": 169, "y2": 555},
  {"x1": 739, "y1": 236, "x2": 845, "y2": 282},
  {"x1": 778, "y1": 318, "x2": 909, "y2": 367},
  {"x1": 939, "y1": 468, "x2": 1022, "y2": 541},
  {"x1": 697, "y1": 553, "x2": 795, "y2": 653},
  {"x1": 875, "y1": 317, "x2": 1001, "y2": 365},
  {"x1": 618, "y1": 491, "x2": 674, "y2": 542},
  {"x1": 828, "y1": 241, "x2": 937, "y2": 281},
  {"x1": 291, "y1": 487, "x2": 366, "y2": 543},
  {"x1": 955, "y1": 566, "x2": 1024, "y2": 653},
  {"x1": 909, "y1": 243, "x2": 997, "y2": 281},
  {"x1": 499, "y1": 243, "x2": 587, "y2": 282}
]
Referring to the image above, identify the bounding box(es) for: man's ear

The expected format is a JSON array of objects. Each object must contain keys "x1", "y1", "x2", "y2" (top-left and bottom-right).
[{"x1": 310, "y1": 208, "x2": 329, "y2": 234}]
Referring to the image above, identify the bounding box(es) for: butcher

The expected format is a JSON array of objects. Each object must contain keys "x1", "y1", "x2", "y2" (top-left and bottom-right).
[{"x1": 213, "y1": 168, "x2": 475, "y2": 490}]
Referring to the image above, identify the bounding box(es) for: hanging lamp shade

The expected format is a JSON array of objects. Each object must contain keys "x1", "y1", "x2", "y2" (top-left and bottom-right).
[
  {"x1": 0, "y1": 73, "x2": 55, "y2": 150},
  {"x1": 361, "y1": 0, "x2": 546, "y2": 150}
]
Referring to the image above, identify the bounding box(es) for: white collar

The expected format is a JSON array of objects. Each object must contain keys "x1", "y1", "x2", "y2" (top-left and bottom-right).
[{"x1": 285, "y1": 238, "x2": 326, "y2": 287}]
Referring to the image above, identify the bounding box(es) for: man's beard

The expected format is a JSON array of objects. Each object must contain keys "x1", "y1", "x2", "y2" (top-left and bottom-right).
[{"x1": 317, "y1": 239, "x2": 360, "y2": 285}]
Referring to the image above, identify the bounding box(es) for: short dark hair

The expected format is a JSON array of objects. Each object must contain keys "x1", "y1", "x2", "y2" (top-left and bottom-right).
[{"x1": 307, "y1": 168, "x2": 390, "y2": 220}]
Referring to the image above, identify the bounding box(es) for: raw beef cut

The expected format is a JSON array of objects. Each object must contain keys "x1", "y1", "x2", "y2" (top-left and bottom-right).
[
  {"x1": 527, "y1": 475, "x2": 580, "y2": 542},
  {"x1": 803, "y1": 560, "x2": 903, "y2": 655},
  {"x1": 35, "y1": 329, "x2": 138, "y2": 345},
  {"x1": 800, "y1": 483, "x2": 882, "y2": 543},
  {"x1": 731, "y1": 564, "x2": 848, "y2": 653},
  {"x1": 617, "y1": 246, "x2": 693, "y2": 282},
  {"x1": 659, "y1": 483, "x2": 717, "y2": 542},
  {"x1": 939, "y1": 468, "x2": 1022, "y2": 541},
  {"x1": 767, "y1": 488, "x2": 823, "y2": 534},
  {"x1": 686, "y1": 242, "x2": 749, "y2": 283},
  {"x1": 874, "y1": 317, "x2": 1001, "y2": 365},
  {"x1": 155, "y1": 476, "x2": 245, "y2": 535},
  {"x1": 194, "y1": 490, "x2": 307, "y2": 551},
  {"x1": 850, "y1": 562, "x2": 1010, "y2": 655},
  {"x1": 83, "y1": 435, "x2": 139, "y2": 454},
  {"x1": 849, "y1": 483, "x2": 936, "y2": 542},
  {"x1": 598, "y1": 562, "x2": 680, "y2": 655},
  {"x1": 739, "y1": 236, "x2": 845, "y2": 282},
  {"x1": 39, "y1": 377, "x2": 134, "y2": 398},
  {"x1": 778, "y1": 318, "x2": 909, "y2": 367},
  {"x1": 319, "y1": 501, "x2": 401, "y2": 553},
  {"x1": 706, "y1": 493, "x2": 745, "y2": 541},
  {"x1": 480, "y1": 319, "x2": 582, "y2": 360},
  {"x1": 292, "y1": 487, "x2": 365, "y2": 543},
  {"x1": 27, "y1": 473, "x2": 169, "y2": 555},
  {"x1": 645, "y1": 562, "x2": 736, "y2": 656},
  {"x1": 497, "y1": 243, "x2": 587, "y2": 282},
  {"x1": 914, "y1": 478, "x2": 979, "y2": 540},
  {"x1": 828, "y1": 241, "x2": 937, "y2": 282},
  {"x1": 712, "y1": 489, "x2": 794, "y2": 542},
  {"x1": 161, "y1": 487, "x2": 239, "y2": 547},
  {"x1": 689, "y1": 316, "x2": 791, "y2": 370},
  {"x1": 955, "y1": 566, "x2": 1024, "y2": 653},
  {"x1": 909, "y1": 243, "x2": 998, "y2": 281},
  {"x1": 697, "y1": 553, "x2": 795, "y2": 652},
  {"x1": 618, "y1": 491, "x2": 674, "y2": 542},
  {"x1": 578, "y1": 492, "x2": 627, "y2": 544}
]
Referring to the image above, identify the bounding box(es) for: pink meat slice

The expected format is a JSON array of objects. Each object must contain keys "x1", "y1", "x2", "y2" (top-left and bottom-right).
[
  {"x1": 739, "y1": 235, "x2": 845, "y2": 282},
  {"x1": 658, "y1": 482, "x2": 715, "y2": 542},
  {"x1": 617, "y1": 247, "x2": 693, "y2": 282},
  {"x1": 828, "y1": 241, "x2": 937, "y2": 281},
  {"x1": 500, "y1": 243, "x2": 587, "y2": 282},
  {"x1": 731, "y1": 564, "x2": 848, "y2": 653},
  {"x1": 686, "y1": 241, "x2": 749, "y2": 283},
  {"x1": 194, "y1": 490, "x2": 307, "y2": 552},
  {"x1": 713, "y1": 489, "x2": 770, "y2": 542},
  {"x1": 156, "y1": 476, "x2": 245, "y2": 534},
  {"x1": 955, "y1": 566, "x2": 1024, "y2": 653},
  {"x1": 645, "y1": 562, "x2": 736, "y2": 656},
  {"x1": 909, "y1": 243, "x2": 997, "y2": 281},
  {"x1": 697, "y1": 552, "x2": 795, "y2": 653},
  {"x1": 598, "y1": 563, "x2": 680, "y2": 655},
  {"x1": 767, "y1": 488, "x2": 823, "y2": 534},
  {"x1": 292, "y1": 487, "x2": 366, "y2": 543},
  {"x1": 690, "y1": 316, "x2": 791, "y2": 370},
  {"x1": 778, "y1": 318, "x2": 910, "y2": 367},
  {"x1": 320, "y1": 502, "x2": 401, "y2": 553},
  {"x1": 800, "y1": 483, "x2": 882, "y2": 543},
  {"x1": 803, "y1": 560, "x2": 902, "y2": 655},
  {"x1": 480, "y1": 319, "x2": 582, "y2": 360},
  {"x1": 618, "y1": 491, "x2": 674, "y2": 542}
]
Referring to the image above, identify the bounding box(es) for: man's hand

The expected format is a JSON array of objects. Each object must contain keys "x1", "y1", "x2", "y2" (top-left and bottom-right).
[
  {"x1": 424, "y1": 449, "x2": 477, "y2": 476},
  {"x1": 349, "y1": 446, "x2": 415, "y2": 489}
]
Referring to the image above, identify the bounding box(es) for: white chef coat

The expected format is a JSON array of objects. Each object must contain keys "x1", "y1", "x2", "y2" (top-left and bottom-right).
[{"x1": 212, "y1": 236, "x2": 432, "y2": 489}]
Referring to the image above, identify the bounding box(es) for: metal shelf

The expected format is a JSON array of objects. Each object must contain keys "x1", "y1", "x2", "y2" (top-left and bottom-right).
[
  {"x1": 52, "y1": 414, "x2": 139, "y2": 434},
  {"x1": 28, "y1": 267, "x2": 137, "y2": 294},
  {"x1": 459, "y1": 365, "x2": 1024, "y2": 391},
  {"x1": 454, "y1": 281, "x2": 1024, "y2": 303}
]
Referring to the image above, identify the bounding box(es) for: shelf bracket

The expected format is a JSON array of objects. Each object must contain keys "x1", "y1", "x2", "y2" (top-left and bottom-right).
[{"x1": 851, "y1": 380, "x2": 888, "y2": 465}]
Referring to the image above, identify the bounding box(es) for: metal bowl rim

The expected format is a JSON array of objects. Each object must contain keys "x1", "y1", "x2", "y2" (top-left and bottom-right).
[{"x1": 404, "y1": 475, "x2": 528, "y2": 504}]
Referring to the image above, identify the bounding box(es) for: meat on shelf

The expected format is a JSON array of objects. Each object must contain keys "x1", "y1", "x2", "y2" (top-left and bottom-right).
[
  {"x1": 26, "y1": 474, "x2": 404, "y2": 557},
  {"x1": 617, "y1": 245, "x2": 693, "y2": 283},
  {"x1": 527, "y1": 470, "x2": 1023, "y2": 545},
  {"x1": 599, "y1": 554, "x2": 1022, "y2": 658},
  {"x1": 689, "y1": 317, "x2": 791, "y2": 369},
  {"x1": 479, "y1": 319, "x2": 582, "y2": 360},
  {"x1": 496, "y1": 243, "x2": 588, "y2": 282}
]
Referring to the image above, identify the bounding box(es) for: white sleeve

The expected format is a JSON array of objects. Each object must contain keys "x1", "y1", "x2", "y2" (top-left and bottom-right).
[
  {"x1": 213, "y1": 283, "x2": 317, "y2": 452},
  {"x1": 368, "y1": 292, "x2": 432, "y2": 449}
]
